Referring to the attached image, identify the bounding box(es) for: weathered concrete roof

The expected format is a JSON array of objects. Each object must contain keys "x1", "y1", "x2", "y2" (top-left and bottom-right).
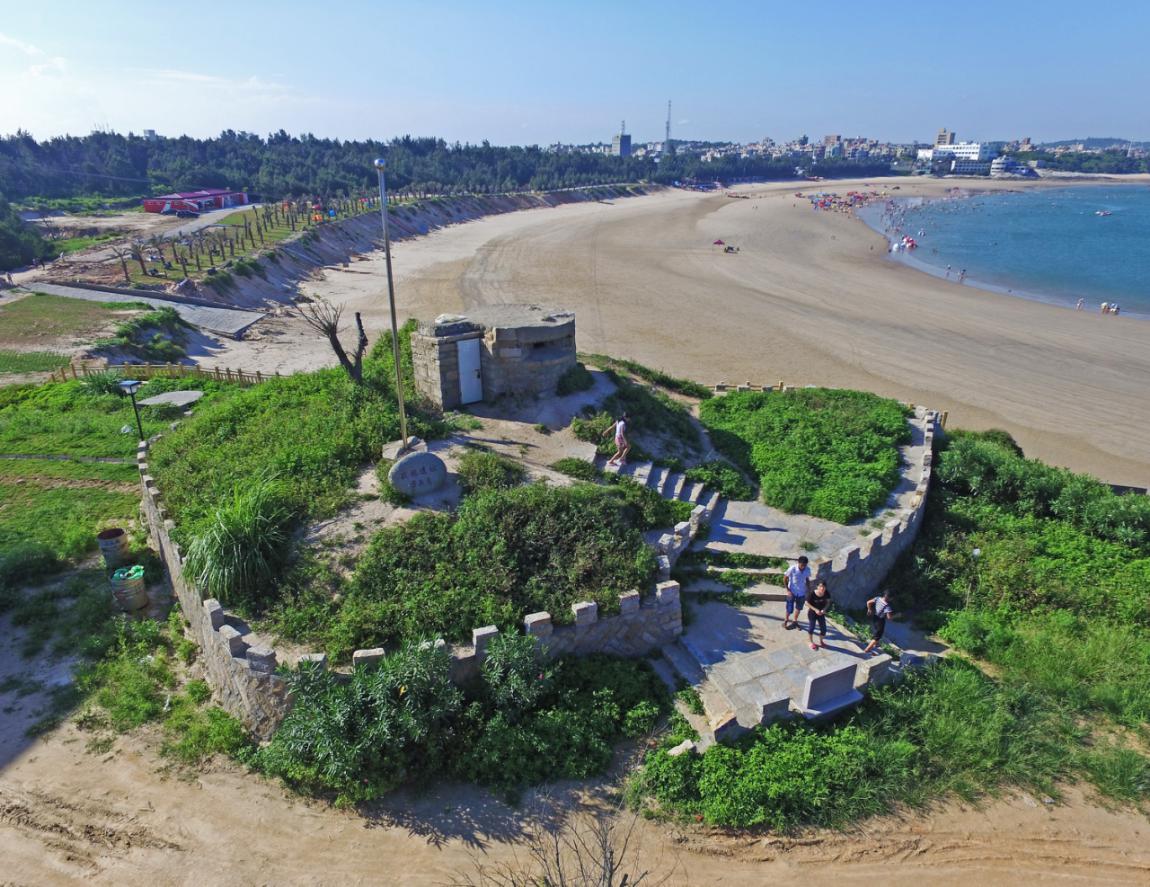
[{"x1": 425, "y1": 303, "x2": 574, "y2": 338}]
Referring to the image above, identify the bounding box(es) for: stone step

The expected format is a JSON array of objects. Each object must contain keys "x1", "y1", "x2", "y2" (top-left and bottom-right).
[
  {"x1": 678, "y1": 635, "x2": 773, "y2": 730},
  {"x1": 629, "y1": 462, "x2": 653, "y2": 485},
  {"x1": 663, "y1": 472, "x2": 687, "y2": 500},
  {"x1": 683, "y1": 481, "x2": 706, "y2": 503},
  {"x1": 661, "y1": 642, "x2": 740, "y2": 729},
  {"x1": 646, "y1": 464, "x2": 669, "y2": 493}
]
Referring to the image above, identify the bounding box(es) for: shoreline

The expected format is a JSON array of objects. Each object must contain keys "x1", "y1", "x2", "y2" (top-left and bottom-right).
[
  {"x1": 208, "y1": 176, "x2": 1150, "y2": 486},
  {"x1": 856, "y1": 183, "x2": 1150, "y2": 320}
]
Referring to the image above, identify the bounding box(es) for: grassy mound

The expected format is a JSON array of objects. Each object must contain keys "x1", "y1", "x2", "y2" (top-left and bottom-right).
[
  {"x1": 303, "y1": 482, "x2": 657, "y2": 657},
  {"x1": 699, "y1": 388, "x2": 910, "y2": 522}
]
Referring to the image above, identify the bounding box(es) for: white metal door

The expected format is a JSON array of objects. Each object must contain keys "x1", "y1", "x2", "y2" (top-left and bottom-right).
[{"x1": 457, "y1": 338, "x2": 483, "y2": 404}]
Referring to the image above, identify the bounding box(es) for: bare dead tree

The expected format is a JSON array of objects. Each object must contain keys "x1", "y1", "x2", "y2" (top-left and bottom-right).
[
  {"x1": 449, "y1": 807, "x2": 678, "y2": 887},
  {"x1": 298, "y1": 298, "x2": 368, "y2": 383},
  {"x1": 107, "y1": 245, "x2": 131, "y2": 283}
]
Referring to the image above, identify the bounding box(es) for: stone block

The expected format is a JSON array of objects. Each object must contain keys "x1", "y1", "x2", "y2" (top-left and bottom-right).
[
  {"x1": 656, "y1": 581, "x2": 681, "y2": 607},
  {"x1": 524, "y1": 611, "x2": 553, "y2": 639},
  {"x1": 690, "y1": 504, "x2": 706, "y2": 530},
  {"x1": 247, "y1": 645, "x2": 277, "y2": 673},
  {"x1": 218, "y1": 624, "x2": 248, "y2": 658},
  {"x1": 667, "y1": 739, "x2": 697, "y2": 757},
  {"x1": 862, "y1": 653, "x2": 894, "y2": 687},
  {"x1": 352, "y1": 647, "x2": 387, "y2": 670},
  {"x1": 712, "y1": 712, "x2": 745, "y2": 744},
  {"x1": 758, "y1": 693, "x2": 792, "y2": 725},
  {"x1": 472, "y1": 625, "x2": 499, "y2": 660},
  {"x1": 572, "y1": 601, "x2": 598, "y2": 627},
  {"x1": 800, "y1": 662, "x2": 863, "y2": 719},
  {"x1": 656, "y1": 555, "x2": 672, "y2": 581},
  {"x1": 203, "y1": 599, "x2": 226, "y2": 630},
  {"x1": 618, "y1": 590, "x2": 641, "y2": 615},
  {"x1": 141, "y1": 474, "x2": 156, "y2": 489},
  {"x1": 298, "y1": 652, "x2": 328, "y2": 671},
  {"x1": 657, "y1": 533, "x2": 675, "y2": 556},
  {"x1": 673, "y1": 521, "x2": 691, "y2": 539}
]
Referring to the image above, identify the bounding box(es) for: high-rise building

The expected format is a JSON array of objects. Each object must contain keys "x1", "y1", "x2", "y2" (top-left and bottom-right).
[
  {"x1": 935, "y1": 128, "x2": 956, "y2": 147},
  {"x1": 612, "y1": 121, "x2": 632, "y2": 158}
]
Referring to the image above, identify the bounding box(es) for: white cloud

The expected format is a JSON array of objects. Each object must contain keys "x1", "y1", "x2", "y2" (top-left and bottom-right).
[
  {"x1": 0, "y1": 31, "x2": 43, "y2": 56},
  {"x1": 135, "y1": 68, "x2": 291, "y2": 95}
]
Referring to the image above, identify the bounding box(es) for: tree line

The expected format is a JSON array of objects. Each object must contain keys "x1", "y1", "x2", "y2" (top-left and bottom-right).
[
  {"x1": 1011, "y1": 149, "x2": 1149, "y2": 175},
  {"x1": 0, "y1": 129, "x2": 893, "y2": 203}
]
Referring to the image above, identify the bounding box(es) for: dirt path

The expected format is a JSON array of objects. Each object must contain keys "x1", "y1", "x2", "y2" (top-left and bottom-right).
[{"x1": 2, "y1": 717, "x2": 1148, "y2": 885}]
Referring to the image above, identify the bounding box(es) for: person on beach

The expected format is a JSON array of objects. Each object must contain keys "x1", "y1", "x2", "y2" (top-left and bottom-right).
[
  {"x1": 945, "y1": 264, "x2": 951, "y2": 278},
  {"x1": 1101, "y1": 302, "x2": 1110, "y2": 314},
  {"x1": 1076, "y1": 298, "x2": 1085, "y2": 311},
  {"x1": 958, "y1": 269, "x2": 967, "y2": 283},
  {"x1": 807, "y1": 580, "x2": 831, "y2": 649},
  {"x1": 603, "y1": 413, "x2": 630, "y2": 467},
  {"x1": 782, "y1": 556, "x2": 811, "y2": 629},
  {"x1": 862, "y1": 590, "x2": 894, "y2": 655}
]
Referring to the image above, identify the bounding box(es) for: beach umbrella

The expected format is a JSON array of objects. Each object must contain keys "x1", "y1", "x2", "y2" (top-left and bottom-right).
[{"x1": 713, "y1": 239, "x2": 725, "y2": 245}]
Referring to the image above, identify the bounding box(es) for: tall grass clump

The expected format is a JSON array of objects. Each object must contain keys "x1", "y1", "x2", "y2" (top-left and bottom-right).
[
  {"x1": 183, "y1": 472, "x2": 293, "y2": 609},
  {"x1": 699, "y1": 388, "x2": 910, "y2": 522}
]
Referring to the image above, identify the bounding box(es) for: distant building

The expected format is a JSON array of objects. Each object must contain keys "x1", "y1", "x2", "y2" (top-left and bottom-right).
[
  {"x1": 143, "y1": 129, "x2": 158, "y2": 142},
  {"x1": 922, "y1": 141, "x2": 1002, "y2": 163},
  {"x1": 935, "y1": 128, "x2": 956, "y2": 147},
  {"x1": 142, "y1": 189, "x2": 248, "y2": 214},
  {"x1": 612, "y1": 121, "x2": 632, "y2": 158}
]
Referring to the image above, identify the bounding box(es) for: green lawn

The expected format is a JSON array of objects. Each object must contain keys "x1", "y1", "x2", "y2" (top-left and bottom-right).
[
  {"x1": 0, "y1": 350, "x2": 71, "y2": 373},
  {"x1": 0, "y1": 293, "x2": 135, "y2": 347},
  {"x1": 0, "y1": 479, "x2": 138, "y2": 560},
  {"x1": 699, "y1": 388, "x2": 911, "y2": 523},
  {"x1": 49, "y1": 231, "x2": 124, "y2": 255}
]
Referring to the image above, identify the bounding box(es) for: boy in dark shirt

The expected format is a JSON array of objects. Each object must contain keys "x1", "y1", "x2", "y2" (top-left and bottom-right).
[{"x1": 807, "y1": 580, "x2": 832, "y2": 649}]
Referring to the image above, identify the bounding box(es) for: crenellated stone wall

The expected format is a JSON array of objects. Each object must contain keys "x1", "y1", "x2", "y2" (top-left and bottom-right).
[
  {"x1": 140, "y1": 436, "x2": 695, "y2": 740},
  {"x1": 137, "y1": 441, "x2": 291, "y2": 740},
  {"x1": 814, "y1": 411, "x2": 937, "y2": 609}
]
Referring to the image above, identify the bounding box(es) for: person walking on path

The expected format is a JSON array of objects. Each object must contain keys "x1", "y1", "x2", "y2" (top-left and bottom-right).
[
  {"x1": 782, "y1": 556, "x2": 811, "y2": 629},
  {"x1": 603, "y1": 412, "x2": 630, "y2": 467},
  {"x1": 863, "y1": 590, "x2": 894, "y2": 655},
  {"x1": 807, "y1": 580, "x2": 832, "y2": 649}
]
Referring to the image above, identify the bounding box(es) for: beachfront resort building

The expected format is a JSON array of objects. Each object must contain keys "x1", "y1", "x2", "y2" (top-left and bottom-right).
[{"x1": 935, "y1": 128, "x2": 956, "y2": 147}]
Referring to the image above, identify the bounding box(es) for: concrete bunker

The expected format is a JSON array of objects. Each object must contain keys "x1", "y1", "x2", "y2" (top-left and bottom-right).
[{"x1": 410, "y1": 304, "x2": 576, "y2": 410}]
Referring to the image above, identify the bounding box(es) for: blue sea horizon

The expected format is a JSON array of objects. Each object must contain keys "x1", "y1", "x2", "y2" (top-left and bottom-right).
[{"x1": 859, "y1": 184, "x2": 1150, "y2": 319}]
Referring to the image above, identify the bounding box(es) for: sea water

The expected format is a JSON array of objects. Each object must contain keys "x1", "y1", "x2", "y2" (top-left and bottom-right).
[{"x1": 862, "y1": 185, "x2": 1150, "y2": 318}]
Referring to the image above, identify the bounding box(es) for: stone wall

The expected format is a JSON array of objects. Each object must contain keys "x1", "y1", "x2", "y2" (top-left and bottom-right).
[
  {"x1": 140, "y1": 433, "x2": 697, "y2": 738},
  {"x1": 137, "y1": 440, "x2": 290, "y2": 740},
  {"x1": 815, "y1": 410, "x2": 937, "y2": 609}
]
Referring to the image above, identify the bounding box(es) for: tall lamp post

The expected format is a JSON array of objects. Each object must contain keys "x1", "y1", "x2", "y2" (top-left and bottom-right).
[
  {"x1": 374, "y1": 158, "x2": 409, "y2": 451},
  {"x1": 120, "y1": 379, "x2": 144, "y2": 442}
]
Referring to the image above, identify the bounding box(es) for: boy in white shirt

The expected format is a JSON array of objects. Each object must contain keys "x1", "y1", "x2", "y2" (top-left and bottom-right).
[{"x1": 782, "y1": 556, "x2": 811, "y2": 629}]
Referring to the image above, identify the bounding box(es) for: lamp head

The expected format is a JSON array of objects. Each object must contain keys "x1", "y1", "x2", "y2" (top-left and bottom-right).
[
  {"x1": 373, "y1": 158, "x2": 386, "y2": 171},
  {"x1": 120, "y1": 379, "x2": 141, "y2": 396}
]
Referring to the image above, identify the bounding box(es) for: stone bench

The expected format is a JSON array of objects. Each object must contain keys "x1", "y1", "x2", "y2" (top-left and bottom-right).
[{"x1": 798, "y1": 660, "x2": 863, "y2": 720}]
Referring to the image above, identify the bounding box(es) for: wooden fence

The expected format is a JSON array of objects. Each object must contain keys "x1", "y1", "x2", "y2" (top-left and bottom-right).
[{"x1": 49, "y1": 362, "x2": 279, "y2": 386}]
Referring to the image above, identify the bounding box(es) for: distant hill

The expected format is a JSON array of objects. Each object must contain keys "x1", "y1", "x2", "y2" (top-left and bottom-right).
[{"x1": 1039, "y1": 137, "x2": 1147, "y2": 149}]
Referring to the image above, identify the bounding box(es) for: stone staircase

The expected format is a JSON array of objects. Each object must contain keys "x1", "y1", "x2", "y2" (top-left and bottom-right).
[{"x1": 595, "y1": 455, "x2": 722, "y2": 518}]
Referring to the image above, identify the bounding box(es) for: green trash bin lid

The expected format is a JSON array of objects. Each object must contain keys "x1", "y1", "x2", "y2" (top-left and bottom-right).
[{"x1": 112, "y1": 565, "x2": 145, "y2": 580}]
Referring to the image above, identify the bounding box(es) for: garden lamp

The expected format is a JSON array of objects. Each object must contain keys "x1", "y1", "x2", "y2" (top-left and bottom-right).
[
  {"x1": 120, "y1": 379, "x2": 145, "y2": 442},
  {"x1": 374, "y1": 158, "x2": 409, "y2": 451}
]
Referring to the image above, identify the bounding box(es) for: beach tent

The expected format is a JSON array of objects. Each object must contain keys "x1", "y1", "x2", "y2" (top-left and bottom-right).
[{"x1": 713, "y1": 239, "x2": 725, "y2": 245}]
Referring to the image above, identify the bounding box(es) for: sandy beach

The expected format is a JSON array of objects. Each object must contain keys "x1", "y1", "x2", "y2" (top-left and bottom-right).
[{"x1": 218, "y1": 176, "x2": 1150, "y2": 486}]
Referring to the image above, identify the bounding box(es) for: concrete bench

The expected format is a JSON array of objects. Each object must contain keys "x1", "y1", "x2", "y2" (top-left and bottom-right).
[{"x1": 799, "y1": 661, "x2": 863, "y2": 720}]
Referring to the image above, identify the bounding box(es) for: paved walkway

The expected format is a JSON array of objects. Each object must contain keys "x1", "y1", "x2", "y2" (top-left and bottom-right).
[
  {"x1": 28, "y1": 283, "x2": 264, "y2": 339},
  {"x1": 669, "y1": 597, "x2": 890, "y2": 734}
]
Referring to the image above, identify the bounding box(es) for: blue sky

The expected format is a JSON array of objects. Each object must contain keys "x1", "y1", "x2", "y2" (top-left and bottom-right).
[{"x1": 1, "y1": 0, "x2": 1146, "y2": 144}]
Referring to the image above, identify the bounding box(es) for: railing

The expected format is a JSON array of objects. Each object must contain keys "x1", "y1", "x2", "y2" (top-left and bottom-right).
[{"x1": 50, "y1": 362, "x2": 279, "y2": 386}]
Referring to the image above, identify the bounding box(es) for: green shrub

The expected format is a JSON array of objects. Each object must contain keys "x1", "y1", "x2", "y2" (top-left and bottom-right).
[
  {"x1": 684, "y1": 460, "x2": 754, "y2": 501},
  {"x1": 183, "y1": 472, "x2": 294, "y2": 610},
  {"x1": 162, "y1": 703, "x2": 250, "y2": 763},
  {"x1": 480, "y1": 633, "x2": 554, "y2": 719},
  {"x1": 699, "y1": 388, "x2": 909, "y2": 522},
  {"x1": 79, "y1": 370, "x2": 126, "y2": 397},
  {"x1": 550, "y1": 457, "x2": 600, "y2": 482},
  {"x1": 456, "y1": 448, "x2": 526, "y2": 495},
  {"x1": 556, "y1": 362, "x2": 595, "y2": 396},
  {"x1": 0, "y1": 542, "x2": 63, "y2": 605},
  {"x1": 324, "y1": 482, "x2": 656, "y2": 655},
  {"x1": 256, "y1": 641, "x2": 465, "y2": 803}
]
